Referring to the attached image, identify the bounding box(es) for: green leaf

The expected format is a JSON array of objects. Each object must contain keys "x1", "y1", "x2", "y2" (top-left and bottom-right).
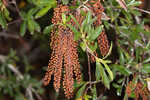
[
  {"x1": 119, "y1": 48, "x2": 125, "y2": 65},
  {"x1": 103, "y1": 62, "x2": 113, "y2": 81},
  {"x1": 43, "y1": 25, "x2": 54, "y2": 34},
  {"x1": 143, "y1": 57, "x2": 150, "y2": 64},
  {"x1": 70, "y1": 14, "x2": 80, "y2": 28},
  {"x1": 36, "y1": 0, "x2": 52, "y2": 6},
  {"x1": 27, "y1": 8, "x2": 39, "y2": 18},
  {"x1": 112, "y1": 83, "x2": 121, "y2": 88},
  {"x1": 80, "y1": 42, "x2": 86, "y2": 51},
  {"x1": 20, "y1": 21, "x2": 27, "y2": 36},
  {"x1": 141, "y1": 64, "x2": 150, "y2": 73},
  {"x1": 15, "y1": 93, "x2": 25, "y2": 100},
  {"x1": 84, "y1": 23, "x2": 91, "y2": 34},
  {"x1": 75, "y1": 83, "x2": 87, "y2": 100},
  {"x1": 84, "y1": 95, "x2": 92, "y2": 100},
  {"x1": 33, "y1": 21, "x2": 41, "y2": 32},
  {"x1": 20, "y1": 11, "x2": 27, "y2": 20},
  {"x1": 86, "y1": 11, "x2": 92, "y2": 24},
  {"x1": 89, "y1": 25, "x2": 103, "y2": 41},
  {"x1": 67, "y1": 24, "x2": 81, "y2": 41},
  {"x1": 62, "y1": 13, "x2": 66, "y2": 24},
  {"x1": 92, "y1": 85, "x2": 97, "y2": 100},
  {"x1": 89, "y1": 42, "x2": 97, "y2": 52},
  {"x1": 99, "y1": 62, "x2": 110, "y2": 89},
  {"x1": 81, "y1": 18, "x2": 87, "y2": 32},
  {"x1": 74, "y1": 81, "x2": 86, "y2": 88},
  {"x1": 95, "y1": 61, "x2": 101, "y2": 81},
  {"x1": 27, "y1": 19, "x2": 35, "y2": 35},
  {"x1": 35, "y1": 6, "x2": 51, "y2": 19},
  {"x1": 0, "y1": 12, "x2": 7, "y2": 29},
  {"x1": 127, "y1": 0, "x2": 142, "y2": 7},
  {"x1": 113, "y1": 64, "x2": 132, "y2": 76},
  {"x1": 62, "y1": 0, "x2": 69, "y2": 5},
  {"x1": 4, "y1": 8, "x2": 12, "y2": 21}
]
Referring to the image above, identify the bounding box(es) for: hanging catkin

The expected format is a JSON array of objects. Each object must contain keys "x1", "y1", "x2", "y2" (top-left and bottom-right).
[
  {"x1": 88, "y1": 0, "x2": 110, "y2": 57},
  {"x1": 43, "y1": 5, "x2": 81, "y2": 99}
]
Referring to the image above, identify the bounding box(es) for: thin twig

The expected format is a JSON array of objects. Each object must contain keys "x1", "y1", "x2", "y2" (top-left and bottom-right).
[
  {"x1": 8, "y1": 64, "x2": 24, "y2": 79},
  {"x1": 84, "y1": 51, "x2": 102, "y2": 97},
  {"x1": 31, "y1": 88, "x2": 42, "y2": 100},
  {"x1": 7, "y1": 18, "x2": 21, "y2": 25},
  {"x1": 83, "y1": 50, "x2": 92, "y2": 96},
  {"x1": 87, "y1": 80, "x2": 101, "y2": 85},
  {"x1": 134, "y1": 7, "x2": 150, "y2": 14},
  {"x1": 0, "y1": 31, "x2": 20, "y2": 39},
  {"x1": 77, "y1": 0, "x2": 89, "y2": 10},
  {"x1": 26, "y1": 85, "x2": 34, "y2": 100},
  {"x1": 84, "y1": 50, "x2": 92, "y2": 95},
  {"x1": 86, "y1": 50, "x2": 92, "y2": 83}
]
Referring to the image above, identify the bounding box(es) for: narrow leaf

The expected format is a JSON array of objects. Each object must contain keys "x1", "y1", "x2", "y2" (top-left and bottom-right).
[
  {"x1": 89, "y1": 42, "x2": 97, "y2": 52},
  {"x1": 62, "y1": 0, "x2": 69, "y2": 5},
  {"x1": 98, "y1": 62, "x2": 110, "y2": 89},
  {"x1": 86, "y1": 11, "x2": 92, "y2": 23},
  {"x1": 20, "y1": 21, "x2": 27, "y2": 36},
  {"x1": 62, "y1": 13, "x2": 66, "y2": 24},
  {"x1": 43, "y1": 25, "x2": 54, "y2": 34},
  {"x1": 80, "y1": 42, "x2": 86, "y2": 51},
  {"x1": 70, "y1": 14, "x2": 80, "y2": 28},
  {"x1": 27, "y1": 19, "x2": 35, "y2": 35},
  {"x1": 141, "y1": 64, "x2": 150, "y2": 73},
  {"x1": 84, "y1": 95, "x2": 92, "y2": 100},
  {"x1": 114, "y1": 64, "x2": 132, "y2": 75},
  {"x1": 0, "y1": 12, "x2": 7, "y2": 29},
  {"x1": 103, "y1": 62, "x2": 114, "y2": 81},
  {"x1": 95, "y1": 61, "x2": 101, "y2": 81},
  {"x1": 33, "y1": 21, "x2": 41, "y2": 32},
  {"x1": 35, "y1": 6, "x2": 51, "y2": 19},
  {"x1": 143, "y1": 57, "x2": 150, "y2": 63},
  {"x1": 4, "y1": 8, "x2": 12, "y2": 21},
  {"x1": 67, "y1": 24, "x2": 81, "y2": 41},
  {"x1": 89, "y1": 25, "x2": 103, "y2": 41},
  {"x1": 27, "y1": 8, "x2": 39, "y2": 18},
  {"x1": 92, "y1": 85, "x2": 97, "y2": 100},
  {"x1": 76, "y1": 83, "x2": 87, "y2": 100}
]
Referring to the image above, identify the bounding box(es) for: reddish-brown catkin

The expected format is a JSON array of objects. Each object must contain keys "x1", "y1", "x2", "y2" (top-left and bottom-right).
[
  {"x1": 97, "y1": 31, "x2": 109, "y2": 56},
  {"x1": 88, "y1": 0, "x2": 110, "y2": 57},
  {"x1": 44, "y1": 4, "x2": 81, "y2": 99},
  {"x1": 63, "y1": 32, "x2": 74, "y2": 98},
  {"x1": 70, "y1": 33, "x2": 81, "y2": 83},
  {"x1": 126, "y1": 80, "x2": 150, "y2": 100}
]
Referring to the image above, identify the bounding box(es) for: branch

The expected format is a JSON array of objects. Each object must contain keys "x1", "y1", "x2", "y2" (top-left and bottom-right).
[
  {"x1": 134, "y1": 7, "x2": 150, "y2": 15},
  {"x1": 0, "y1": 31, "x2": 20, "y2": 39},
  {"x1": 86, "y1": 50, "x2": 91, "y2": 83}
]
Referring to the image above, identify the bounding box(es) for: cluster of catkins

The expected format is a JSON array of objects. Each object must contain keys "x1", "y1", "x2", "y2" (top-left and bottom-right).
[
  {"x1": 44, "y1": 0, "x2": 110, "y2": 99},
  {"x1": 43, "y1": 5, "x2": 81, "y2": 99},
  {"x1": 126, "y1": 81, "x2": 150, "y2": 100}
]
